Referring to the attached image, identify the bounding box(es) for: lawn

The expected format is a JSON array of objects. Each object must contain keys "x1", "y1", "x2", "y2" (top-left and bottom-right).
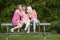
[{"x1": 0, "y1": 34, "x2": 60, "y2": 40}]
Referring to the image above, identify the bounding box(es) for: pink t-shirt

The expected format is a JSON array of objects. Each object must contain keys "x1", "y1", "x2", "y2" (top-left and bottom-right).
[
  {"x1": 22, "y1": 11, "x2": 29, "y2": 21},
  {"x1": 30, "y1": 10, "x2": 37, "y2": 19}
]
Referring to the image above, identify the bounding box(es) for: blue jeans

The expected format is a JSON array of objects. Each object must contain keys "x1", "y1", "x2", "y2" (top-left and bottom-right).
[{"x1": 31, "y1": 19, "x2": 38, "y2": 30}]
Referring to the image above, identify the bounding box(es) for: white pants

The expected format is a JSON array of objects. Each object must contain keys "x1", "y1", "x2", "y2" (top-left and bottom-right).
[{"x1": 23, "y1": 20, "x2": 30, "y2": 30}]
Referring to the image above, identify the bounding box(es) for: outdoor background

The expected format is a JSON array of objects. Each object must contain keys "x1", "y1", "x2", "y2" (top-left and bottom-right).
[
  {"x1": 0, "y1": 0, "x2": 60, "y2": 33},
  {"x1": 0, "y1": 0, "x2": 60, "y2": 40}
]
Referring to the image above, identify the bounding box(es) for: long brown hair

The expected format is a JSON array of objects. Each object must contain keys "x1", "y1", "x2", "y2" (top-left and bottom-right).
[{"x1": 22, "y1": 5, "x2": 28, "y2": 14}]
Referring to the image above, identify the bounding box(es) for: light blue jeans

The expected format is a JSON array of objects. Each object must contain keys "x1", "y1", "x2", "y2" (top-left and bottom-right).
[{"x1": 31, "y1": 19, "x2": 38, "y2": 30}]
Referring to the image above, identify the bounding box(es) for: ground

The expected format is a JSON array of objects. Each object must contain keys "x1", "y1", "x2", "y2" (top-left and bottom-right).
[{"x1": 0, "y1": 33, "x2": 60, "y2": 40}]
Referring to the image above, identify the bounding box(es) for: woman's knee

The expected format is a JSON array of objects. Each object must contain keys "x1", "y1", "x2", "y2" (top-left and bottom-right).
[{"x1": 18, "y1": 23, "x2": 22, "y2": 27}]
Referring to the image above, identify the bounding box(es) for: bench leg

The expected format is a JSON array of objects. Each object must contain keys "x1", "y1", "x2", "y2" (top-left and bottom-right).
[
  {"x1": 39, "y1": 25, "x2": 40, "y2": 32},
  {"x1": 43, "y1": 26, "x2": 46, "y2": 40},
  {"x1": 6, "y1": 26, "x2": 9, "y2": 40}
]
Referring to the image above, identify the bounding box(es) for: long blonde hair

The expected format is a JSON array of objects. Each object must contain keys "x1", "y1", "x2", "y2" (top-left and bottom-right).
[{"x1": 27, "y1": 6, "x2": 32, "y2": 13}]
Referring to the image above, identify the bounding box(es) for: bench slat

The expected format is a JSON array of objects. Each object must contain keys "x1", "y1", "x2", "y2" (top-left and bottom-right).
[
  {"x1": 1, "y1": 23, "x2": 50, "y2": 26},
  {"x1": 1, "y1": 23, "x2": 12, "y2": 26}
]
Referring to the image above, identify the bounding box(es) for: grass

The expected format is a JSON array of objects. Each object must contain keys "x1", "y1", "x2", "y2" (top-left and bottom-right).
[{"x1": 0, "y1": 34, "x2": 60, "y2": 40}]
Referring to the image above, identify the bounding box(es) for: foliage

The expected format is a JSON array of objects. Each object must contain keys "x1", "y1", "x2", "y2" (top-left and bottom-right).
[{"x1": 0, "y1": 0, "x2": 60, "y2": 33}]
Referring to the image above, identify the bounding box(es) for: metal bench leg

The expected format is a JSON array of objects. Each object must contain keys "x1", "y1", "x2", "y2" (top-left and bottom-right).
[
  {"x1": 39, "y1": 25, "x2": 40, "y2": 32},
  {"x1": 6, "y1": 26, "x2": 9, "y2": 40},
  {"x1": 43, "y1": 26, "x2": 46, "y2": 40}
]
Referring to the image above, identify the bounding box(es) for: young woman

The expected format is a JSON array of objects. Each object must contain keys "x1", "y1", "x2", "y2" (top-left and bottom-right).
[
  {"x1": 27, "y1": 6, "x2": 40, "y2": 33},
  {"x1": 10, "y1": 5, "x2": 23, "y2": 32},
  {"x1": 21, "y1": 6, "x2": 30, "y2": 33}
]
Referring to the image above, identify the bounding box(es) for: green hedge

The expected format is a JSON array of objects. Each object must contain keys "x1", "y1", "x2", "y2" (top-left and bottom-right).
[{"x1": 0, "y1": 0, "x2": 60, "y2": 33}]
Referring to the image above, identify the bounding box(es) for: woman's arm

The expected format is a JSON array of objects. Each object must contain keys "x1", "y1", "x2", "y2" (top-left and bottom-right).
[
  {"x1": 15, "y1": 9, "x2": 22, "y2": 16},
  {"x1": 34, "y1": 10, "x2": 37, "y2": 18}
]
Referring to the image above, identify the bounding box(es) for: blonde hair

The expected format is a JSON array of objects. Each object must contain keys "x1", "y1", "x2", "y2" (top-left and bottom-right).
[{"x1": 27, "y1": 6, "x2": 32, "y2": 13}]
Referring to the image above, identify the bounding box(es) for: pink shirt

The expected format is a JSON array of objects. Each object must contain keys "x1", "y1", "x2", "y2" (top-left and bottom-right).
[
  {"x1": 30, "y1": 10, "x2": 37, "y2": 19},
  {"x1": 22, "y1": 11, "x2": 29, "y2": 21},
  {"x1": 12, "y1": 11, "x2": 20, "y2": 25}
]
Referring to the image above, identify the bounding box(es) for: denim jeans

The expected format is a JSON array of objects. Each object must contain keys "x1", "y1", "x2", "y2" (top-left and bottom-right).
[{"x1": 31, "y1": 19, "x2": 38, "y2": 30}]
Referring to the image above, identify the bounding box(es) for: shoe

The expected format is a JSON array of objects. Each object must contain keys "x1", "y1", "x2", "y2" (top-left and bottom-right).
[
  {"x1": 24, "y1": 28, "x2": 27, "y2": 30},
  {"x1": 34, "y1": 31, "x2": 37, "y2": 33},
  {"x1": 27, "y1": 31, "x2": 30, "y2": 33}
]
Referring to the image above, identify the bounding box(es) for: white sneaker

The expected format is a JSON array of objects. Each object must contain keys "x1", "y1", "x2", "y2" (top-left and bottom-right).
[
  {"x1": 24, "y1": 28, "x2": 27, "y2": 30},
  {"x1": 27, "y1": 31, "x2": 30, "y2": 33},
  {"x1": 34, "y1": 31, "x2": 37, "y2": 33}
]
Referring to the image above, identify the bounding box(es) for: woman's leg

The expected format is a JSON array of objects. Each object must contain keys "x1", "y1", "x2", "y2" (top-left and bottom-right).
[
  {"x1": 27, "y1": 26, "x2": 30, "y2": 33},
  {"x1": 32, "y1": 19, "x2": 39, "y2": 32},
  {"x1": 24, "y1": 20, "x2": 30, "y2": 30},
  {"x1": 17, "y1": 28, "x2": 20, "y2": 32},
  {"x1": 11, "y1": 23, "x2": 22, "y2": 32},
  {"x1": 17, "y1": 21, "x2": 24, "y2": 32},
  {"x1": 33, "y1": 20, "x2": 37, "y2": 32}
]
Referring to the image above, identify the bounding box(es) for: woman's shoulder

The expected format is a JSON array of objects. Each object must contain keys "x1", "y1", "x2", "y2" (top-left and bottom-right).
[
  {"x1": 33, "y1": 10, "x2": 36, "y2": 12},
  {"x1": 32, "y1": 10, "x2": 36, "y2": 14}
]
